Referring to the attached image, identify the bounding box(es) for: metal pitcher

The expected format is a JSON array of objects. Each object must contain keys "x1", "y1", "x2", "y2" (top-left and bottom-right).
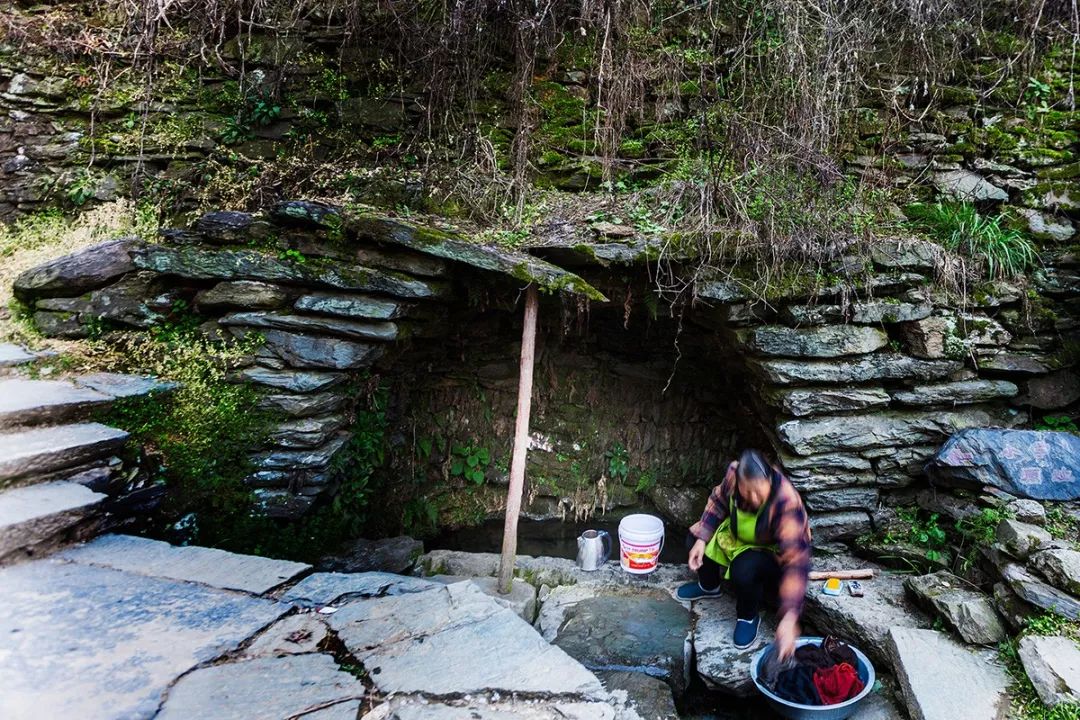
[{"x1": 576, "y1": 529, "x2": 611, "y2": 571}]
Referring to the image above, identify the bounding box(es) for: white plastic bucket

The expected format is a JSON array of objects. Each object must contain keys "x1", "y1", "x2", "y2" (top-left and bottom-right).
[{"x1": 618, "y1": 514, "x2": 665, "y2": 574}]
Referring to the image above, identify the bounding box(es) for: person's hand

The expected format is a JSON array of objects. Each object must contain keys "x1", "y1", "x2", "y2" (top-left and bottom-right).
[
  {"x1": 775, "y1": 612, "x2": 800, "y2": 661},
  {"x1": 688, "y1": 538, "x2": 707, "y2": 572}
]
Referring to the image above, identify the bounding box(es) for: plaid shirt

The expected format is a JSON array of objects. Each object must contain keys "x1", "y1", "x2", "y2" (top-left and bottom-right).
[{"x1": 690, "y1": 462, "x2": 812, "y2": 618}]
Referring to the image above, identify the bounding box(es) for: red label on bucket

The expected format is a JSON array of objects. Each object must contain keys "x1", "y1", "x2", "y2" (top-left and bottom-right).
[{"x1": 620, "y1": 539, "x2": 661, "y2": 572}]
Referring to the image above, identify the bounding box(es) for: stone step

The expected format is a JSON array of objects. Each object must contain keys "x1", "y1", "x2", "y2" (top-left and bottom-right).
[
  {"x1": 0, "y1": 481, "x2": 106, "y2": 560},
  {"x1": 0, "y1": 379, "x2": 113, "y2": 428},
  {"x1": 0, "y1": 373, "x2": 175, "y2": 429},
  {"x1": 0, "y1": 343, "x2": 55, "y2": 369},
  {"x1": 0, "y1": 423, "x2": 129, "y2": 488},
  {"x1": 59, "y1": 534, "x2": 311, "y2": 595}
]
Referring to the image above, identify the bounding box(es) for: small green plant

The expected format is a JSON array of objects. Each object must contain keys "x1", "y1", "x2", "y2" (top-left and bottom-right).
[
  {"x1": 896, "y1": 508, "x2": 948, "y2": 562},
  {"x1": 65, "y1": 171, "x2": 97, "y2": 207},
  {"x1": 1045, "y1": 506, "x2": 1080, "y2": 542},
  {"x1": 450, "y1": 443, "x2": 491, "y2": 485},
  {"x1": 957, "y1": 507, "x2": 1008, "y2": 546},
  {"x1": 605, "y1": 443, "x2": 630, "y2": 482},
  {"x1": 403, "y1": 496, "x2": 440, "y2": 535},
  {"x1": 277, "y1": 248, "x2": 307, "y2": 264},
  {"x1": 634, "y1": 470, "x2": 656, "y2": 494},
  {"x1": 1035, "y1": 415, "x2": 1079, "y2": 433},
  {"x1": 906, "y1": 202, "x2": 1038, "y2": 279}
]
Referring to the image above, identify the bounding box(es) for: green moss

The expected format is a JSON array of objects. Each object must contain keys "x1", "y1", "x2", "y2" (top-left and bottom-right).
[{"x1": 1037, "y1": 161, "x2": 1080, "y2": 180}]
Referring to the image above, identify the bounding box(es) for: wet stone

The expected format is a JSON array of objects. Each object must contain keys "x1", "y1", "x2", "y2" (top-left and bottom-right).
[
  {"x1": 541, "y1": 586, "x2": 691, "y2": 692},
  {"x1": 1002, "y1": 563, "x2": 1080, "y2": 620}
]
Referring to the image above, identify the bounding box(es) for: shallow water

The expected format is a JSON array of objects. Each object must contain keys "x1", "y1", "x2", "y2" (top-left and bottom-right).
[{"x1": 429, "y1": 516, "x2": 688, "y2": 566}]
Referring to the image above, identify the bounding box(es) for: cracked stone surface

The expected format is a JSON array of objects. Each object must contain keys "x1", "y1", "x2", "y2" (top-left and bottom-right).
[
  {"x1": 155, "y1": 654, "x2": 365, "y2": 720},
  {"x1": 278, "y1": 570, "x2": 438, "y2": 606},
  {"x1": 0, "y1": 559, "x2": 289, "y2": 720},
  {"x1": 59, "y1": 534, "x2": 311, "y2": 594},
  {"x1": 328, "y1": 580, "x2": 605, "y2": 698}
]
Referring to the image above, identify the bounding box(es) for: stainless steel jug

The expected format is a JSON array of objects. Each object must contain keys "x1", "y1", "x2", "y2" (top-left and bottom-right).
[{"x1": 576, "y1": 529, "x2": 611, "y2": 571}]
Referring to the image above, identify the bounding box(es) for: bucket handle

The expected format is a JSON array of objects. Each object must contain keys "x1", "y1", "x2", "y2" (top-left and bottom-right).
[{"x1": 598, "y1": 530, "x2": 612, "y2": 563}]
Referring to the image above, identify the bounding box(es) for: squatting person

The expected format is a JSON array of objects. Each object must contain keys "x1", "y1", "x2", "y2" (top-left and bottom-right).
[{"x1": 677, "y1": 448, "x2": 812, "y2": 659}]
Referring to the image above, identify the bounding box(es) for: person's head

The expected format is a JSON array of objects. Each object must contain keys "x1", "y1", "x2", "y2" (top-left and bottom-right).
[{"x1": 735, "y1": 448, "x2": 773, "y2": 508}]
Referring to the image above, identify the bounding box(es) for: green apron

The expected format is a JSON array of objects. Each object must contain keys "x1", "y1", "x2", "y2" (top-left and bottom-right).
[{"x1": 703, "y1": 494, "x2": 777, "y2": 579}]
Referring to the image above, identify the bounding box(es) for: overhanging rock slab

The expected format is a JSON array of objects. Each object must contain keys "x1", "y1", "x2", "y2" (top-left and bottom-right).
[
  {"x1": 328, "y1": 580, "x2": 604, "y2": 698},
  {"x1": 59, "y1": 534, "x2": 310, "y2": 594},
  {"x1": 0, "y1": 559, "x2": 290, "y2": 720},
  {"x1": 347, "y1": 212, "x2": 608, "y2": 301}
]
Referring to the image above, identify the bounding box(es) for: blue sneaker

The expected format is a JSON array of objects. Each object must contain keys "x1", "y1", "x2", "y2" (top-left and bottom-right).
[
  {"x1": 676, "y1": 582, "x2": 722, "y2": 601},
  {"x1": 733, "y1": 615, "x2": 760, "y2": 649}
]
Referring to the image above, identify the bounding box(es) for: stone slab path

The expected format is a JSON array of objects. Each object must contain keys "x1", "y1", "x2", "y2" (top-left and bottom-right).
[
  {"x1": 156, "y1": 654, "x2": 365, "y2": 720},
  {"x1": 327, "y1": 579, "x2": 606, "y2": 697},
  {"x1": 0, "y1": 558, "x2": 290, "y2": 720},
  {"x1": 59, "y1": 533, "x2": 311, "y2": 594},
  {"x1": 1, "y1": 537, "x2": 649, "y2": 720}
]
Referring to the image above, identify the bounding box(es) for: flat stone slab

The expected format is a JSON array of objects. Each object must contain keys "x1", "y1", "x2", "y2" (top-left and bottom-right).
[
  {"x1": 328, "y1": 580, "x2": 604, "y2": 698},
  {"x1": 0, "y1": 559, "x2": 290, "y2": 720},
  {"x1": 0, "y1": 343, "x2": 38, "y2": 367},
  {"x1": 279, "y1": 570, "x2": 439, "y2": 606},
  {"x1": 59, "y1": 534, "x2": 310, "y2": 595},
  {"x1": 692, "y1": 592, "x2": 776, "y2": 696},
  {"x1": 0, "y1": 481, "x2": 106, "y2": 557},
  {"x1": 0, "y1": 422, "x2": 129, "y2": 486},
  {"x1": 0, "y1": 378, "x2": 113, "y2": 427},
  {"x1": 430, "y1": 574, "x2": 538, "y2": 622},
  {"x1": 802, "y1": 556, "x2": 931, "y2": 668},
  {"x1": 538, "y1": 585, "x2": 691, "y2": 690},
  {"x1": 886, "y1": 627, "x2": 1010, "y2": 720},
  {"x1": 1018, "y1": 635, "x2": 1080, "y2": 707},
  {"x1": 243, "y1": 613, "x2": 330, "y2": 658},
  {"x1": 156, "y1": 654, "x2": 365, "y2": 720}
]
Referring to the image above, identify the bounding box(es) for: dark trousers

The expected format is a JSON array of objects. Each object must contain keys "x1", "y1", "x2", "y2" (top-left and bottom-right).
[{"x1": 689, "y1": 534, "x2": 781, "y2": 619}]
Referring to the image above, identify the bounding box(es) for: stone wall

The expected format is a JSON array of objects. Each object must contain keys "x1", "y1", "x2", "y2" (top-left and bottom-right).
[
  {"x1": 12, "y1": 201, "x2": 607, "y2": 519},
  {"x1": 13, "y1": 199, "x2": 1079, "y2": 534}
]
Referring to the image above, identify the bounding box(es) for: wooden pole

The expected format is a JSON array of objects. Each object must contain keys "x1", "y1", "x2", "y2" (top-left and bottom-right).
[{"x1": 497, "y1": 283, "x2": 540, "y2": 594}]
